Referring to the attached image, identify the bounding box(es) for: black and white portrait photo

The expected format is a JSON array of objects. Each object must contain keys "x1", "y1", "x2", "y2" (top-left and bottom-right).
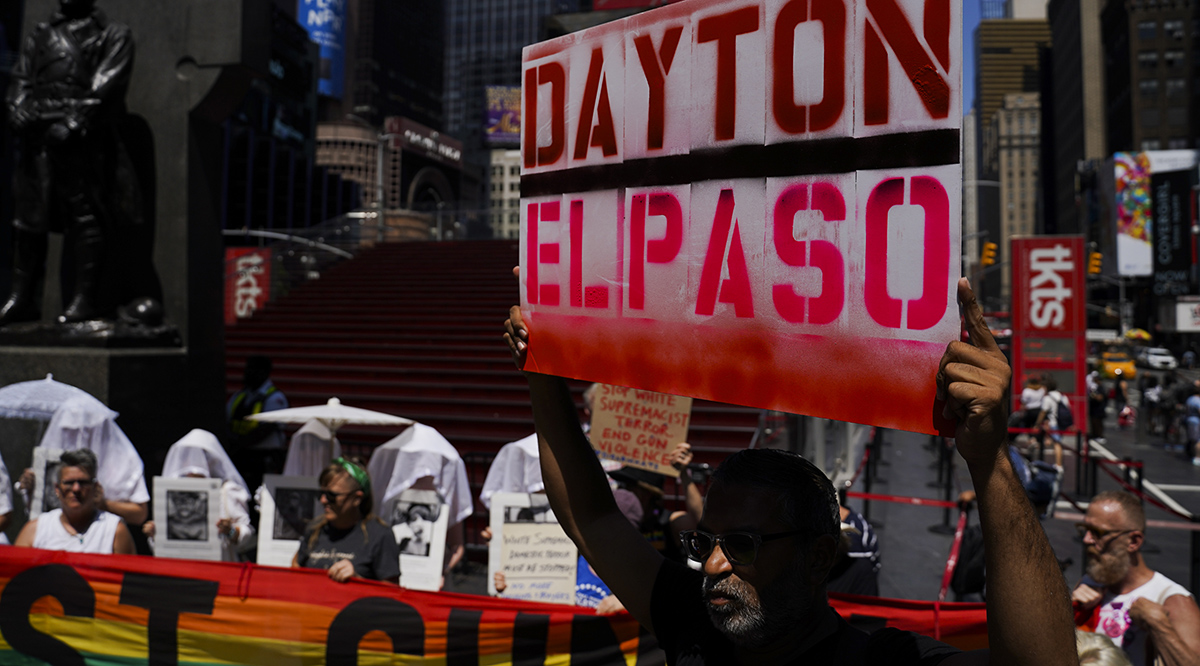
[
  {"x1": 273, "y1": 488, "x2": 320, "y2": 540},
  {"x1": 41, "y1": 461, "x2": 62, "y2": 513},
  {"x1": 166, "y1": 490, "x2": 208, "y2": 541},
  {"x1": 392, "y1": 502, "x2": 442, "y2": 557}
]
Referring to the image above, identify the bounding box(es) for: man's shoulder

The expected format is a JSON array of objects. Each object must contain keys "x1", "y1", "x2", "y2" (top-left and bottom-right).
[{"x1": 864, "y1": 627, "x2": 962, "y2": 665}]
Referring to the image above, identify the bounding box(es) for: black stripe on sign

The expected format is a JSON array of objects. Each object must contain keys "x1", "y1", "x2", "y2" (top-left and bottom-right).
[{"x1": 520, "y1": 128, "x2": 960, "y2": 197}]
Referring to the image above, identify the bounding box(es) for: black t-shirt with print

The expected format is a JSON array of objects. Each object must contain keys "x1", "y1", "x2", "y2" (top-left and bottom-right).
[
  {"x1": 297, "y1": 518, "x2": 401, "y2": 582},
  {"x1": 650, "y1": 559, "x2": 962, "y2": 665}
]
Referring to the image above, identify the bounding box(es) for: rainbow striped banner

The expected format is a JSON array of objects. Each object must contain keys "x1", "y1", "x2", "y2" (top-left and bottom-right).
[{"x1": 0, "y1": 548, "x2": 986, "y2": 665}]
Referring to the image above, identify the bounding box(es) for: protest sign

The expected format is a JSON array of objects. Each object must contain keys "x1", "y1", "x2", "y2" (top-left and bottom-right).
[
  {"x1": 0, "y1": 548, "x2": 988, "y2": 664},
  {"x1": 589, "y1": 384, "x2": 692, "y2": 475},
  {"x1": 488, "y1": 492, "x2": 578, "y2": 604},
  {"x1": 256, "y1": 474, "x2": 322, "y2": 567},
  {"x1": 520, "y1": 0, "x2": 962, "y2": 435},
  {"x1": 30, "y1": 447, "x2": 62, "y2": 519},
  {"x1": 152, "y1": 477, "x2": 223, "y2": 561},
  {"x1": 385, "y1": 488, "x2": 450, "y2": 592}
]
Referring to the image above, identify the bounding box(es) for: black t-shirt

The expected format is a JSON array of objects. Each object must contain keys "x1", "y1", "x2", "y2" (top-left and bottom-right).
[
  {"x1": 650, "y1": 560, "x2": 961, "y2": 665},
  {"x1": 297, "y1": 518, "x2": 401, "y2": 582}
]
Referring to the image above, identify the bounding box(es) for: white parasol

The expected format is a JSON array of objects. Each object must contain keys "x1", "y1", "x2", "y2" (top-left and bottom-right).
[
  {"x1": 246, "y1": 397, "x2": 412, "y2": 436},
  {"x1": 0, "y1": 374, "x2": 113, "y2": 423}
]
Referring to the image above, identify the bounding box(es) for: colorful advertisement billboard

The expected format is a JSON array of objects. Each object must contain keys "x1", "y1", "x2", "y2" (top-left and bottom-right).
[
  {"x1": 1011, "y1": 236, "x2": 1087, "y2": 430},
  {"x1": 299, "y1": 0, "x2": 346, "y2": 98},
  {"x1": 1113, "y1": 150, "x2": 1198, "y2": 281},
  {"x1": 485, "y1": 86, "x2": 521, "y2": 146}
]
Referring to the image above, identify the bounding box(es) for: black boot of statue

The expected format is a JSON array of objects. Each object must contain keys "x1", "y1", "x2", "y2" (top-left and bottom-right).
[
  {"x1": 59, "y1": 215, "x2": 105, "y2": 324},
  {"x1": 0, "y1": 230, "x2": 48, "y2": 326}
]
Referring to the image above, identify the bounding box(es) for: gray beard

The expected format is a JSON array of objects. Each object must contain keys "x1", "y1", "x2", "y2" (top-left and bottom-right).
[
  {"x1": 1086, "y1": 550, "x2": 1129, "y2": 587},
  {"x1": 702, "y1": 567, "x2": 812, "y2": 649}
]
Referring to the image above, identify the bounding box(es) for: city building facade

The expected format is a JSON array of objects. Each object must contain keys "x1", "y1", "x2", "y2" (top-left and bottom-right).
[{"x1": 490, "y1": 150, "x2": 522, "y2": 239}]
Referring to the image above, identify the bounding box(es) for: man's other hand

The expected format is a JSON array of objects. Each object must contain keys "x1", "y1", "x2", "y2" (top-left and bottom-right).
[
  {"x1": 1072, "y1": 583, "x2": 1103, "y2": 611},
  {"x1": 937, "y1": 278, "x2": 1012, "y2": 468}
]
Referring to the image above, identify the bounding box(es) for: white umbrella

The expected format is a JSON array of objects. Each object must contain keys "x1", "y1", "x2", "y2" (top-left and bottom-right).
[
  {"x1": 246, "y1": 397, "x2": 412, "y2": 436},
  {"x1": 0, "y1": 374, "x2": 113, "y2": 422}
]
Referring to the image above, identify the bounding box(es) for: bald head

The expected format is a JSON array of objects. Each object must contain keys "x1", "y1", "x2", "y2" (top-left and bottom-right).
[{"x1": 1090, "y1": 491, "x2": 1145, "y2": 532}]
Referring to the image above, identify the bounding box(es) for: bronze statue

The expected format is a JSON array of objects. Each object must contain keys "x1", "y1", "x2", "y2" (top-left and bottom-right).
[{"x1": 3, "y1": 0, "x2": 137, "y2": 325}]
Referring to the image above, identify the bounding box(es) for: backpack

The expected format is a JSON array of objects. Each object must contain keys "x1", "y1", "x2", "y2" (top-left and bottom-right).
[{"x1": 1053, "y1": 394, "x2": 1074, "y2": 431}]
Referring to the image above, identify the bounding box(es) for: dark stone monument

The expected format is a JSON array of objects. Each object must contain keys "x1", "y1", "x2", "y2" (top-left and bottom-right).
[{"x1": 0, "y1": 0, "x2": 271, "y2": 538}]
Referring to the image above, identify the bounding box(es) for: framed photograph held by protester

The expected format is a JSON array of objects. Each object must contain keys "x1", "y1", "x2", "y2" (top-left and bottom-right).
[
  {"x1": 384, "y1": 488, "x2": 449, "y2": 591},
  {"x1": 152, "y1": 476, "x2": 222, "y2": 560},
  {"x1": 30, "y1": 447, "x2": 63, "y2": 518},
  {"x1": 257, "y1": 474, "x2": 321, "y2": 566}
]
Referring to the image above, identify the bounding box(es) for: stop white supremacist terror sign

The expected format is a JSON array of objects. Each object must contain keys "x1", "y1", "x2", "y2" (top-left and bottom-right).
[{"x1": 519, "y1": 0, "x2": 962, "y2": 435}]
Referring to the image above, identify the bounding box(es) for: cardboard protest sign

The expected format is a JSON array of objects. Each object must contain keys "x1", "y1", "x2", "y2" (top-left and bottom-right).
[
  {"x1": 488, "y1": 492, "x2": 578, "y2": 604},
  {"x1": 385, "y1": 488, "x2": 450, "y2": 592},
  {"x1": 30, "y1": 447, "x2": 63, "y2": 519},
  {"x1": 152, "y1": 476, "x2": 223, "y2": 561},
  {"x1": 520, "y1": 0, "x2": 962, "y2": 435},
  {"x1": 589, "y1": 384, "x2": 692, "y2": 475},
  {"x1": 256, "y1": 474, "x2": 322, "y2": 567}
]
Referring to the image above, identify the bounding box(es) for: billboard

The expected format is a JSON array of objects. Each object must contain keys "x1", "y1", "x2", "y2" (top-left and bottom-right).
[
  {"x1": 385, "y1": 116, "x2": 464, "y2": 169},
  {"x1": 1011, "y1": 236, "x2": 1087, "y2": 431},
  {"x1": 485, "y1": 86, "x2": 521, "y2": 146},
  {"x1": 1113, "y1": 150, "x2": 1198, "y2": 282},
  {"x1": 224, "y1": 248, "x2": 272, "y2": 325},
  {"x1": 519, "y1": 0, "x2": 963, "y2": 436},
  {"x1": 299, "y1": 0, "x2": 346, "y2": 98}
]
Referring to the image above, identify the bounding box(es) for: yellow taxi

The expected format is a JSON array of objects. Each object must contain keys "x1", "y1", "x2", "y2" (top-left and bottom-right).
[{"x1": 1101, "y1": 351, "x2": 1137, "y2": 379}]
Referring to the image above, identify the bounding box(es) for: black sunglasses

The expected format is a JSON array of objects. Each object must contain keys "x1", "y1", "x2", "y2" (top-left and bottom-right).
[
  {"x1": 59, "y1": 478, "x2": 95, "y2": 490},
  {"x1": 679, "y1": 529, "x2": 805, "y2": 566},
  {"x1": 1074, "y1": 523, "x2": 1134, "y2": 543},
  {"x1": 320, "y1": 490, "x2": 353, "y2": 503}
]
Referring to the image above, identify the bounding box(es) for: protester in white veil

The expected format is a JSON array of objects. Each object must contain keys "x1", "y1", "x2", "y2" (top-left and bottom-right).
[
  {"x1": 0, "y1": 454, "x2": 12, "y2": 544},
  {"x1": 368, "y1": 423, "x2": 472, "y2": 583},
  {"x1": 146, "y1": 429, "x2": 255, "y2": 561},
  {"x1": 32, "y1": 396, "x2": 149, "y2": 524},
  {"x1": 479, "y1": 433, "x2": 542, "y2": 510},
  {"x1": 282, "y1": 419, "x2": 342, "y2": 477}
]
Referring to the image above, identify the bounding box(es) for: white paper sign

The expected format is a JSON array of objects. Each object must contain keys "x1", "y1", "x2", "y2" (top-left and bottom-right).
[
  {"x1": 256, "y1": 474, "x2": 322, "y2": 567},
  {"x1": 385, "y1": 488, "x2": 450, "y2": 592},
  {"x1": 153, "y1": 476, "x2": 223, "y2": 561},
  {"x1": 30, "y1": 447, "x2": 63, "y2": 519},
  {"x1": 487, "y1": 492, "x2": 578, "y2": 605}
]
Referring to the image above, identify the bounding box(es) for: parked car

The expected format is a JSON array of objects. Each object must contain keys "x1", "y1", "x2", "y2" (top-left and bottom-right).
[
  {"x1": 1136, "y1": 347, "x2": 1178, "y2": 370},
  {"x1": 1102, "y1": 351, "x2": 1138, "y2": 379}
]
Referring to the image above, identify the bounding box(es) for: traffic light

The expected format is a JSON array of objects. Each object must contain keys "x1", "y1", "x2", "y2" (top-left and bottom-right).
[
  {"x1": 980, "y1": 242, "x2": 998, "y2": 267},
  {"x1": 1088, "y1": 252, "x2": 1102, "y2": 274}
]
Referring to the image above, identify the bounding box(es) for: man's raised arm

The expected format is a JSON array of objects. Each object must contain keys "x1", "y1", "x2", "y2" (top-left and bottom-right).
[
  {"x1": 505, "y1": 303, "x2": 664, "y2": 629},
  {"x1": 939, "y1": 278, "x2": 1077, "y2": 666}
]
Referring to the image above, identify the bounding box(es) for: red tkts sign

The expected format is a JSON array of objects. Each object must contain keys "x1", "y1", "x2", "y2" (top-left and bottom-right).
[
  {"x1": 1011, "y1": 236, "x2": 1087, "y2": 430},
  {"x1": 520, "y1": 0, "x2": 962, "y2": 435},
  {"x1": 224, "y1": 248, "x2": 271, "y2": 325}
]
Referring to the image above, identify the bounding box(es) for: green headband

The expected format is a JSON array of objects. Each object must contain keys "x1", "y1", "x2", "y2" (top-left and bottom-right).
[{"x1": 334, "y1": 457, "x2": 371, "y2": 494}]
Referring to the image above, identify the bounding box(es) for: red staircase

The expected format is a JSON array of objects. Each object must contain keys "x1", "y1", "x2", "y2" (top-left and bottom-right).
[{"x1": 224, "y1": 240, "x2": 761, "y2": 464}]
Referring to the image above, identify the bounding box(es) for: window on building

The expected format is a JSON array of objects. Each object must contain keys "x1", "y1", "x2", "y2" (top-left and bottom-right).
[
  {"x1": 1165, "y1": 19, "x2": 1185, "y2": 39},
  {"x1": 1168, "y1": 107, "x2": 1187, "y2": 125},
  {"x1": 1138, "y1": 51, "x2": 1159, "y2": 68},
  {"x1": 509, "y1": 199, "x2": 519, "y2": 208},
  {"x1": 1138, "y1": 20, "x2": 1158, "y2": 39},
  {"x1": 1140, "y1": 78, "x2": 1160, "y2": 97},
  {"x1": 1165, "y1": 49, "x2": 1186, "y2": 68},
  {"x1": 509, "y1": 182, "x2": 519, "y2": 191},
  {"x1": 1168, "y1": 137, "x2": 1190, "y2": 149},
  {"x1": 1142, "y1": 109, "x2": 1160, "y2": 126},
  {"x1": 1166, "y1": 78, "x2": 1187, "y2": 98},
  {"x1": 1142, "y1": 139, "x2": 1162, "y2": 150},
  {"x1": 510, "y1": 166, "x2": 519, "y2": 176},
  {"x1": 510, "y1": 214, "x2": 519, "y2": 224}
]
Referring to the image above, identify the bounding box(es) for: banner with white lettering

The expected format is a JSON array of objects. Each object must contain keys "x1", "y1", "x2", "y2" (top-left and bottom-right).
[
  {"x1": 1011, "y1": 236, "x2": 1087, "y2": 430},
  {"x1": 589, "y1": 384, "x2": 692, "y2": 476},
  {"x1": 224, "y1": 248, "x2": 272, "y2": 325},
  {"x1": 519, "y1": 0, "x2": 962, "y2": 435}
]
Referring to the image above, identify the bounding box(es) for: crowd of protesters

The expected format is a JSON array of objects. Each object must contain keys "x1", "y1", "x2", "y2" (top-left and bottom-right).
[{"x1": 2, "y1": 284, "x2": 1198, "y2": 666}]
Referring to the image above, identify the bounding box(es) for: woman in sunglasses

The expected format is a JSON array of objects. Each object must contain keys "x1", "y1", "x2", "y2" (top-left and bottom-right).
[
  {"x1": 292, "y1": 457, "x2": 399, "y2": 584},
  {"x1": 15, "y1": 448, "x2": 135, "y2": 554}
]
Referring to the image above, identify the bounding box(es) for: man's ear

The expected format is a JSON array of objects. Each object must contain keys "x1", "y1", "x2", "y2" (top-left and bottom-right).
[
  {"x1": 1127, "y1": 530, "x2": 1144, "y2": 553},
  {"x1": 808, "y1": 534, "x2": 838, "y2": 585}
]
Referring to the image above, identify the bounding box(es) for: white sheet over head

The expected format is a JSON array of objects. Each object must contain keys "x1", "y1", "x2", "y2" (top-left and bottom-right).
[
  {"x1": 368, "y1": 423, "x2": 472, "y2": 526},
  {"x1": 40, "y1": 396, "x2": 149, "y2": 503},
  {"x1": 161, "y1": 429, "x2": 249, "y2": 494},
  {"x1": 479, "y1": 433, "x2": 543, "y2": 509},
  {"x1": 282, "y1": 418, "x2": 342, "y2": 477}
]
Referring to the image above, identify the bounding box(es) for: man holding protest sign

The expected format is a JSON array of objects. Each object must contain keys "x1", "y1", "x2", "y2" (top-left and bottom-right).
[{"x1": 504, "y1": 277, "x2": 1076, "y2": 665}]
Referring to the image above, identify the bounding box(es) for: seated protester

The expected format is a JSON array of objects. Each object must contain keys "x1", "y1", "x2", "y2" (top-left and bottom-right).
[
  {"x1": 144, "y1": 429, "x2": 255, "y2": 561},
  {"x1": 503, "y1": 277, "x2": 1077, "y2": 665},
  {"x1": 282, "y1": 418, "x2": 341, "y2": 477},
  {"x1": 827, "y1": 504, "x2": 881, "y2": 597},
  {"x1": 293, "y1": 457, "x2": 399, "y2": 584},
  {"x1": 15, "y1": 448, "x2": 135, "y2": 554},
  {"x1": 21, "y1": 396, "x2": 149, "y2": 525}
]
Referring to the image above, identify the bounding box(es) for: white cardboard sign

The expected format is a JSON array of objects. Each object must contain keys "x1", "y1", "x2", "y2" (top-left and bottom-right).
[
  {"x1": 487, "y1": 492, "x2": 578, "y2": 605},
  {"x1": 385, "y1": 488, "x2": 450, "y2": 592},
  {"x1": 520, "y1": 0, "x2": 962, "y2": 436},
  {"x1": 256, "y1": 474, "x2": 322, "y2": 567}
]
